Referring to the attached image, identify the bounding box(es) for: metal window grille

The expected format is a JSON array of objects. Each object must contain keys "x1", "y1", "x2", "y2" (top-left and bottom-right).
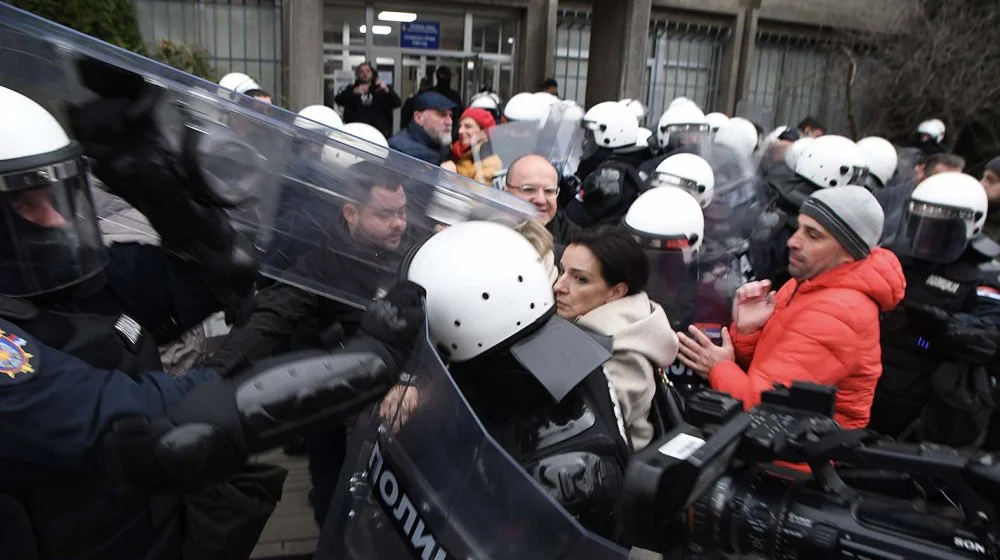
[
  {"x1": 554, "y1": 8, "x2": 590, "y2": 107},
  {"x1": 747, "y1": 31, "x2": 870, "y2": 135},
  {"x1": 133, "y1": 0, "x2": 283, "y2": 99},
  {"x1": 644, "y1": 19, "x2": 729, "y2": 125},
  {"x1": 554, "y1": 9, "x2": 728, "y2": 122}
]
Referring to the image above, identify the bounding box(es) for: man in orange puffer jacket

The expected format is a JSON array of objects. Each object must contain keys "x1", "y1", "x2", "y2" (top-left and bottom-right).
[{"x1": 677, "y1": 186, "x2": 906, "y2": 429}]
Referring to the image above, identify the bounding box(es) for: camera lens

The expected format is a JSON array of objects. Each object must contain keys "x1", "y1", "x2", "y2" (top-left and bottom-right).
[{"x1": 689, "y1": 468, "x2": 840, "y2": 559}]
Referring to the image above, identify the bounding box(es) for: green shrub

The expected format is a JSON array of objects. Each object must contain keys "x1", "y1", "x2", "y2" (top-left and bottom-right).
[
  {"x1": 150, "y1": 39, "x2": 218, "y2": 81},
  {"x1": 10, "y1": 0, "x2": 147, "y2": 55}
]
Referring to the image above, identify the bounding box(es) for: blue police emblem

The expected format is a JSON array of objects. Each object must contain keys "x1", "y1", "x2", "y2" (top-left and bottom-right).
[{"x1": 0, "y1": 328, "x2": 34, "y2": 379}]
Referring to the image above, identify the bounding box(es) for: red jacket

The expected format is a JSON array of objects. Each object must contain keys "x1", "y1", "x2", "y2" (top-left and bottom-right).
[{"x1": 709, "y1": 248, "x2": 906, "y2": 429}]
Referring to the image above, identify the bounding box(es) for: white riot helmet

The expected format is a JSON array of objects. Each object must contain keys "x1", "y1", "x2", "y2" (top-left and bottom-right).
[
  {"x1": 651, "y1": 153, "x2": 715, "y2": 208},
  {"x1": 917, "y1": 119, "x2": 946, "y2": 144},
  {"x1": 582, "y1": 101, "x2": 640, "y2": 150},
  {"x1": 219, "y1": 72, "x2": 262, "y2": 95},
  {"x1": 616, "y1": 128, "x2": 653, "y2": 155},
  {"x1": 470, "y1": 93, "x2": 502, "y2": 123},
  {"x1": 856, "y1": 136, "x2": 898, "y2": 188},
  {"x1": 668, "y1": 97, "x2": 696, "y2": 110},
  {"x1": 470, "y1": 93, "x2": 500, "y2": 111},
  {"x1": 340, "y1": 122, "x2": 388, "y2": 147},
  {"x1": 406, "y1": 221, "x2": 554, "y2": 362},
  {"x1": 785, "y1": 137, "x2": 814, "y2": 171},
  {"x1": 901, "y1": 172, "x2": 988, "y2": 263},
  {"x1": 619, "y1": 98, "x2": 647, "y2": 121},
  {"x1": 704, "y1": 112, "x2": 730, "y2": 133},
  {"x1": 0, "y1": 86, "x2": 107, "y2": 296},
  {"x1": 714, "y1": 117, "x2": 759, "y2": 161},
  {"x1": 793, "y1": 135, "x2": 867, "y2": 189},
  {"x1": 625, "y1": 186, "x2": 705, "y2": 255},
  {"x1": 504, "y1": 92, "x2": 545, "y2": 122},
  {"x1": 656, "y1": 102, "x2": 709, "y2": 150},
  {"x1": 760, "y1": 125, "x2": 788, "y2": 154},
  {"x1": 321, "y1": 123, "x2": 389, "y2": 166},
  {"x1": 294, "y1": 105, "x2": 343, "y2": 132}
]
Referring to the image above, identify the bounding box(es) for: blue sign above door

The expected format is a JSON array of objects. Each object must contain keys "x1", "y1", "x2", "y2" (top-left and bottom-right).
[{"x1": 400, "y1": 21, "x2": 440, "y2": 49}]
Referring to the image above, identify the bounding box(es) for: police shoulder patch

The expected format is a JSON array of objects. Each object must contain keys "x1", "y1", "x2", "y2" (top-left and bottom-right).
[{"x1": 0, "y1": 318, "x2": 38, "y2": 383}]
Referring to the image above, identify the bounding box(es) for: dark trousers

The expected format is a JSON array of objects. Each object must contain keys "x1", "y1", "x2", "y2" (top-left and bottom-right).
[{"x1": 306, "y1": 426, "x2": 348, "y2": 527}]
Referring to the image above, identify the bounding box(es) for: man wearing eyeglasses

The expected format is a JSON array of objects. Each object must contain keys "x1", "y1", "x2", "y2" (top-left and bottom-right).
[{"x1": 503, "y1": 154, "x2": 579, "y2": 246}]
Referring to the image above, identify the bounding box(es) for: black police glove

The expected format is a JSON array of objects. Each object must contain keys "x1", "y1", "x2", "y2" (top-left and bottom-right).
[
  {"x1": 67, "y1": 57, "x2": 244, "y2": 248},
  {"x1": 359, "y1": 281, "x2": 426, "y2": 366},
  {"x1": 906, "y1": 303, "x2": 1000, "y2": 363},
  {"x1": 945, "y1": 324, "x2": 998, "y2": 364}
]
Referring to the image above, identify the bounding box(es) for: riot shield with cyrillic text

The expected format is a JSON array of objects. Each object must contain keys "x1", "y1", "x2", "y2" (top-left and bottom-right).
[{"x1": 315, "y1": 323, "x2": 630, "y2": 560}]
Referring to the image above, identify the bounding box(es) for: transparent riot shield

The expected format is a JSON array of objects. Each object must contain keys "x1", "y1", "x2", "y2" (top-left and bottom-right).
[
  {"x1": 0, "y1": 3, "x2": 534, "y2": 309},
  {"x1": 734, "y1": 99, "x2": 775, "y2": 138},
  {"x1": 488, "y1": 120, "x2": 541, "y2": 188},
  {"x1": 488, "y1": 103, "x2": 585, "y2": 189},
  {"x1": 538, "y1": 102, "x2": 586, "y2": 178},
  {"x1": 315, "y1": 323, "x2": 630, "y2": 560},
  {"x1": 646, "y1": 247, "x2": 746, "y2": 401},
  {"x1": 703, "y1": 140, "x2": 763, "y2": 281}
]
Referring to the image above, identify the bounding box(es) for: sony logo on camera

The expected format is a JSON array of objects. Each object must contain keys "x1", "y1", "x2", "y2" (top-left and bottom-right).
[{"x1": 954, "y1": 536, "x2": 987, "y2": 555}]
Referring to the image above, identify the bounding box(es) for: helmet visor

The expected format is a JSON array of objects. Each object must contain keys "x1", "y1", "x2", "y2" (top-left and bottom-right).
[
  {"x1": 649, "y1": 172, "x2": 707, "y2": 201},
  {"x1": 0, "y1": 157, "x2": 107, "y2": 296},
  {"x1": 663, "y1": 124, "x2": 709, "y2": 150},
  {"x1": 898, "y1": 201, "x2": 974, "y2": 263}
]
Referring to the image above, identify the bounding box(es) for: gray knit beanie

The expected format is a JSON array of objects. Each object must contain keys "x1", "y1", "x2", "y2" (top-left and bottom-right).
[
  {"x1": 800, "y1": 186, "x2": 884, "y2": 260},
  {"x1": 986, "y1": 156, "x2": 1000, "y2": 177}
]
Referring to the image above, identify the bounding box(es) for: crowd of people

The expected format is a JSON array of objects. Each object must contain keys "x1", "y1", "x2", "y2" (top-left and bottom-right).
[{"x1": 4, "y1": 52, "x2": 1000, "y2": 560}]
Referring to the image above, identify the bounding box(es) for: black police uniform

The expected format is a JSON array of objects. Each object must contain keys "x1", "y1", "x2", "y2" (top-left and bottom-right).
[
  {"x1": 450, "y1": 349, "x2": 631, "y2": 540},
  {"x1": 873, "y1": 249, "x2": 1000, "y2": 447},
  {"x1": 566, "y1": 155, "x2": 646, "y2": 228},
  {"x1": 0, "y1": 243, "x2": 253, "y2": 559}
]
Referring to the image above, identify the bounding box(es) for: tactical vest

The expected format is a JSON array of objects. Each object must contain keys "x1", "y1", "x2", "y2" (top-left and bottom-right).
[
  {"x1": 458, "y1": 366, "x2": 630, "y2": 541},
  {"x1": 870, "y1": 259, "x2": 981, "y2": 440},
  {"x1": 0, "y1": 285, "x2": 177, "y2": 560}
]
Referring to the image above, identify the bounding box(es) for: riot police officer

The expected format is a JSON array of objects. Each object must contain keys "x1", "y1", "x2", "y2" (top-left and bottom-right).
[
  {"x1": 637, "y1": 100, "x2": 711, "y2": 179},
  {"x1": 566, "y1": 101, "x2": 645, "y2": 227},
  {"x1": 623, "y1": 186, "x2": 732, "y2": 401},
  {"x1": 873, "y1": 172, "x2": 1000, "y2": 447},
  {"x1": 404, "y1": 221, "x2": 631, "y2": 540},
  {"x1": 0, "y1": 78, "x2": 424, "y2": 559},
  {"x1": 857, "y1": 136, "x2": 899, "y2": 192}
]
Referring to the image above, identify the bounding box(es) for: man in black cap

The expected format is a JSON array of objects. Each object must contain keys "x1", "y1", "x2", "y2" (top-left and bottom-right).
[{"x1": 388, "y1": 91, "x2": 456, "y2": 164}]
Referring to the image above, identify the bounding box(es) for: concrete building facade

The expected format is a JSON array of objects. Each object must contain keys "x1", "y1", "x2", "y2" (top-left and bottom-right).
[{"x1": 134, "y1": 0, "x2": 911, "y2": 135}]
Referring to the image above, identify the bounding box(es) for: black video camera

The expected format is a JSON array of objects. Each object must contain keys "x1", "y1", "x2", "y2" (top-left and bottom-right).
[{"x1": 621, "y1": 382, "x2": 1000, "y2": 559}]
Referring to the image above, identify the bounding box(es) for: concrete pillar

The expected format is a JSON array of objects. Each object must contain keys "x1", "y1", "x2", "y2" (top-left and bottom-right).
[
  {"x1": 585, "y1": 0, "x2": 652, "y2": 108},
  {"x1": 517, "y1": 0, "x2": 558, "y2": 94},
  {"x1": 715, "y1": 9, "x2": 747, "y2": 114},
  {"x1": 734, "y1": 6, "x2": 760, "y2": 108},
  {"x1": 282, "y1": 0, "x2": 324, "y2": 111}
]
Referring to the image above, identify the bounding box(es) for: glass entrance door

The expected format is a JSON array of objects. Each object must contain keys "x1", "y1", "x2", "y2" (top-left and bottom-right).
[
  {"x1": 324, "y1": 4, "x2": 519, "y2": 135},
  {"x1": 397, "y1": 53, "x2": 477, "y2": 106}
]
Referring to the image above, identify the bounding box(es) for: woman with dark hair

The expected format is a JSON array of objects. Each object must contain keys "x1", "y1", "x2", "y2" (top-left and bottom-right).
[{"x1": 554, "y1": 225, "x2": 677, "y2": 451}]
